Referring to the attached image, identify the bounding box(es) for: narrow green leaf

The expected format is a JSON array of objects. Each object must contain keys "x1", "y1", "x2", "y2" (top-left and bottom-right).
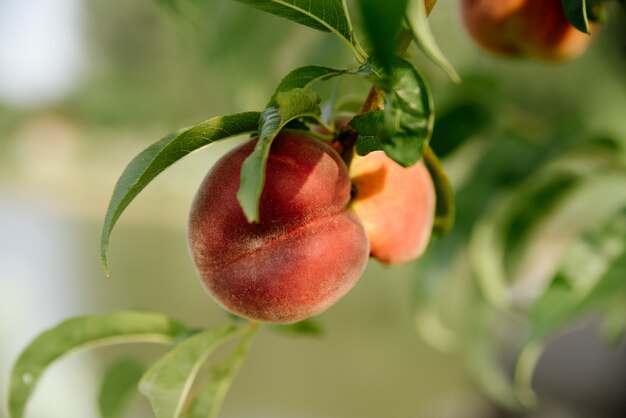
[
  {"x1": 562, "y1": 0, "x2": 590, "y2": 33},
  {"x1": 139, "y1": 326, "x2": 241, "y2": 418},
  {"x1": 423, "y1": 146, "x2": 455, "y2": 236},
  {"x1": 358, "y1": 0, "x2": 408, "y2": 72},
  {"x1": 233, "y1": 0, "x2": 365, "y2": 61},
  {"x1": 237, "y1": 88, "x2": 322, "y2": 222},
  {"x1": 8, "y1": 311, "x2": 187, "y2": 418},
  {"x1": 98, "y1": 358, "x2": 146, "y2": 418},
  {"x1": 406, "y1": 0, "x2": 460, "y2": 83},
  {"x1": 267, "y1": 65, "x2": 350, "y2": 108},
  {"x1": 357, "y1": 57, "x2": 434, "y2": 167},
  {"x1": 183, "y1": 325, "x2": 259, "y2": 418},
  {"x1": 528, "y1": 209, "x2": 626, "y2": 342},
  {"x1": 464, "y1": 304, "x2": 525, "y2": 411},
  {"x1": 349, "y1": 110, "x2": 384, "y2": 155},
  {"x1": 100, "y1": 111, "x2": 260, "y2": 276}
]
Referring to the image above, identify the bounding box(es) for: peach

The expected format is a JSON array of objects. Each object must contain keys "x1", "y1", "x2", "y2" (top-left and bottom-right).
[
  {"x1": 460, "y1": 0, "x2": 592, "y2": 61},
  {"x1": 350, "y1": 151, "x2": 436, "y2": 265},
  {"x1": 188, "y1": 132, "x2": 369, "y2": 323}
]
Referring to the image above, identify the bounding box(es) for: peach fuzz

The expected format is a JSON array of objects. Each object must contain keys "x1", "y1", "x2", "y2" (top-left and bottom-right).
[
  {"x1": 350, "y1": 151, "x2": 436, "y2": 265},
  {"x1": 188, "y1": 132, "x2": 369, "y2": 323},
  {"x1": 460, "y1": 0, "x2": 592, "y2": 61}
]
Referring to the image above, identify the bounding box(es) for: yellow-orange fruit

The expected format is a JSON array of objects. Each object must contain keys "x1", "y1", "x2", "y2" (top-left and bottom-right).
[{"x1": 350, "y1": 151, "x2": 436, "y2": 265}]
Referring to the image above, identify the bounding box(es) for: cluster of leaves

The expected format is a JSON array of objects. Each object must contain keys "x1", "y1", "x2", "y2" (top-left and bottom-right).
[
  {"x1": 7, "y1": 311, "x2": 263, "y2": 418},
  {"x1": 9, "y1": 1, "x2": 455, "y2": 418},
  {"x1": 412, "y1": 82, "x2": 626, "y2": 409},
  {"x1": 100, "y1": 0, "x2": 457, "y2": 273}
]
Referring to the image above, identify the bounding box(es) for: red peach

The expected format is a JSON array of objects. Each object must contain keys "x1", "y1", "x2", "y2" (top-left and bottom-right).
[{"x1": 188, "y1": 132, "x2": 369, "y2": 323}]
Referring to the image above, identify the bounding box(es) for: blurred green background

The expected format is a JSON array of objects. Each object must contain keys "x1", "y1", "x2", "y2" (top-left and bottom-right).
[{"x1": 1, "y1": 1, "x2": 625, "y2": 417}]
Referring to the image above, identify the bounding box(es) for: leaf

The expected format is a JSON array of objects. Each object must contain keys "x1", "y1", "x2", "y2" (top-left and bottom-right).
[
  {"x1": 464, "y1": 304, "x2": 525, "y2": 411},
  {"x1": 349, "y1": 110, "x2": 385, "y2": 155},
  {"x1": 513, "y1": 210, "x2": 626, "y2": 405},
  {"x1": 528, "y1": 209, "x2": 626, "y2": 342},
  {"x1": 8, "y1": 311, "x2": 187, "y2": 418},
  {"x1": 429, "y1": 100, "x2": 492, "y2": 158},
  {"x1": 98, "y1": 358, "x2": 146, "y2": 418},
  {"x1": 405, "y1": 0, "x2": 460, "y2": 83},
  {"x1": 357, "y1": 57, "x2": 434, "y2": 167},
  {"x1": 562, "y1": 0, "x2": 590, "y2": 33},
  {"x1": 233, "y1": 0, "x2": 365, "y2": 61},
  {"x1": 182, "y1": 325, "x2": 259, "y2": 418},
  {"x1": 237, "y1": 88, "x2": 322, "y2": 222},
  {"x1": 139, "y1": 326, "x2": 241, "y2": 418},
  {"x1": 271, "y1": 318, "x2": 324, "y2": 337},
  {"x1": 357, "y1": 0, "x2": 408, "y2": 72},
  {"x1": 267, "y1": 65, "x2": 350, "y2": 108},
  {"x1": 100, "y1": 111, "x2": 260, "y2": 276},
  {"x1": 423, "y1": 146, "x2": 455, "y2": 236}
]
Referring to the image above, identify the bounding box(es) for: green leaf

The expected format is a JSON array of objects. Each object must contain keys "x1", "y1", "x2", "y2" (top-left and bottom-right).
[
  {"x1": 357, "y1": 57, "x2": 434, "y2": 167},
  {"x1": 464, "y1": 304, "x2": 525, "y2": 411},
  {"x1": 423, "y1": 146, "x2": 455, "y2": 236},
  {"x1": 139, "y1": 326, "x2": 241, "y2": 418},
  {"x1": 237, "y1": 88, "x2": 322, "y2": 222},
  {"x1": 182, "y1": 325, "x2": 259, "y2": 418},
  {"x1": 349, "y1": 110, "x2": 384, "y2": 155},
  {"x1": 271, "y1": 318, "x2": 324, "y2": 337},
  {"x1": 513, "y1": 210, "x2": 626, "y2": 405},
  {"x1": 528, "y1": 209, "x2": 626, "y2": 342},
  {"x1": 98, "y1": 358, "x2": 146, "y2": 418},
  {"x1": 358, "y1": 0, "x2": 408, "y2": 72},
  {"x1": 405, "y1": 0, "x2": 460, "y2": 83},
  {"x1": 267, "y1": 65, "x2": 350, "y2": 108},
  {"x1": 8, "y1": 311, "x2": 187, "y2": 418},
  {"x1": 100, "y1": 111, "x2": 260, "y2": 276},
  {"x1": 429, "y1": 100, "x2": 492, "y2": 158},
  {"x1": 562, "y1": 0, "x2": 590, "y2": 33},
  {"x1": 234, "y1": 0, "x2": 365, "y2": 61}
]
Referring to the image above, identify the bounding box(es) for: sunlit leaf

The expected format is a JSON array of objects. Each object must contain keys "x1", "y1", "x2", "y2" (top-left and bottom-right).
[
  {"x1": 267, "y1": 65, "x2": 351, "y2": 108},
  {"x1": 233, "y1": 0, "x2": 365, "y2": 60},
  {"x1": 237, "y1": 88, "x2": 322, "y2": 222},
  {"x1": 406, "y1": 0, "x2": 460, "y2": 83},
  {"x1": 100, "y1": 111, "x2": 260, "y2": 276},
  {"x1": 182, "y1": 325, "x2": 259, "y2": 418},
  {"x1": 8, "y1": 311, "x2": 187, "y2": 418},
  {"x1": 98, "y1": 358, "x2": 146, "y2": 418},
  {"x1": 139, "y1": 326, "x2": 241, "y2": 418}
]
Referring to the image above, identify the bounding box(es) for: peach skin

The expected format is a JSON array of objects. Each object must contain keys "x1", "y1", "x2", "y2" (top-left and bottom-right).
[
  {"x1": 188, "y1": 132, "x2": 369, "y2": 323},
  {"x1": 350, "y1": 151, "x2": 436, "y2": 265}
]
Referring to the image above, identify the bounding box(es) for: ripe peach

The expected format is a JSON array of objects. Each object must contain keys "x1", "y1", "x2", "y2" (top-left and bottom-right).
[
  {"x1": 460, "y1": 0, "x2": 592, "y2": 61},
  {"x1": 188, "y1": 132, "x2": 369, "y2": 323},
  {"x1": 350, "y1": 151, "x2": 436, "y2": 265}
]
